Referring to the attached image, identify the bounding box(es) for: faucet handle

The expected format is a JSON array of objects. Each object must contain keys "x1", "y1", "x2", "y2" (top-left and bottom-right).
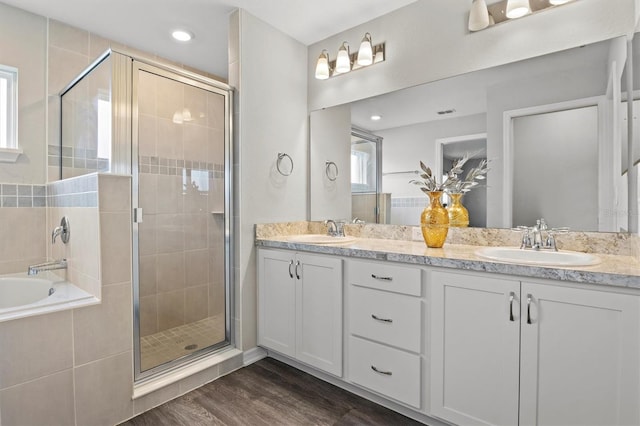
[{"x1": 513, "y1": 226, "x2": 532, "y2": 249}]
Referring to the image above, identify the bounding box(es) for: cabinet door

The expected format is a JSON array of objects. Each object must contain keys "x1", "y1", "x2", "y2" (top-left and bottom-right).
[
  {"x1": 257, "y1": 249, "x2": 296, "y2": 357},
  {"x1": 295, "y1": 253, "x2": 343, "y2": 377},
  {"x1": 520, "y1": 282, "x2": 640, "y2": 426},
  {"x1": 430, "y1": 271, "x2": 520, "y2": 426}
]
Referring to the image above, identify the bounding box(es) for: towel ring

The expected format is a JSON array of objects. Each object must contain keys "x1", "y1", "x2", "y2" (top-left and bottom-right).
[
  {"x1": 277, "y1": 152, "x2": 293, "y2": 176},
  {"x1": 325, "y1": 161, "x2": 339, "y2": 181}
]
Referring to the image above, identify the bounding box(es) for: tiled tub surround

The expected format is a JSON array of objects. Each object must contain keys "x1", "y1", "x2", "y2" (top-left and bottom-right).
[
  {"x1": 0, "y1": 184, "x2": 48, "y2": 274},
  {"x1": 255, "y1": 222, "x2": 640, "y2": 288}
]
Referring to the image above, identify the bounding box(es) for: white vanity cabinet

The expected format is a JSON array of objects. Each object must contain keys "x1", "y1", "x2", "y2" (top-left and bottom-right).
[
  {"x1": 346, "y1": 260, "x2": 423, "y2": 409},
  {"x1": 257, "y1": 248, "x2": 343, "y2": 376},
  {"x1": 430, "y1": 270, "x2": 640, "y2": 426}
]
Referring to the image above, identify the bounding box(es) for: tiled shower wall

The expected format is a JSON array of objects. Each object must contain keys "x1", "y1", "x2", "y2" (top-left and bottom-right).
[{"x1": 136, "y1": 70, "x2": 226, "y2": 338}]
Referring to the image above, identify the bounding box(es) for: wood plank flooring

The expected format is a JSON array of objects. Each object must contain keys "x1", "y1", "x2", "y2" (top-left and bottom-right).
[{"x1": 121, "y1": 357, "x2": 424, "y2": 425}]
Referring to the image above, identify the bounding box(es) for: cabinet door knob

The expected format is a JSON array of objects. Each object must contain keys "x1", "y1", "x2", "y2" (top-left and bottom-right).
[
  {"x1": 527, "y1": 294, "x2": 533, "y2": 325},
  {"x1": 371, "y1": 314, "x2": 393, "y2": 323},
  {"x1": 509, "y1": 292, "x2": 515, "y2": 322},
  {"x1": 288, "y1": 260, "x2": 294, "y2": 278},
  {"x1": 371, "y1": 274, "x2": 392, "y2": 281},
  {"x1": 371, "y1": 365, "x2": 393, "y2": 376},
  {"x1": 295, "y1": 261, "x2": 301, "y2": 280}
]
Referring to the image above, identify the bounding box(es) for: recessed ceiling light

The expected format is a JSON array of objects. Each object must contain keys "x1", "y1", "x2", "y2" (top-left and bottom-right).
[
  {"x1": 172, "y1": 30, "x2": 194, "y2": 42},
  {"x1": 370, "y1": 115, "x2": 382, "y2": 121}
]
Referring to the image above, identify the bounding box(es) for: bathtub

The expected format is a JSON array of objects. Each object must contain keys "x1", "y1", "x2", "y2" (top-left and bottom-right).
[{"x1": 0, "y1": 272, "x2": 98, "y2": 322}]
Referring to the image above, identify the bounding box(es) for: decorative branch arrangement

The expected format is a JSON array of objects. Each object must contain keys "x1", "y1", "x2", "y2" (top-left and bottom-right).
[{"x1": 409, "y1": 153, "x2": 489, "y2": 194}]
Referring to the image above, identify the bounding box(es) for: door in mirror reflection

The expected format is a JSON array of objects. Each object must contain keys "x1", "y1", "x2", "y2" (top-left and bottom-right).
[
  {"x1": 512, "y1": 106, "x2": 598, "y2": 231},
  {"x1": 351, "y1": 129, "x2": 385, "y2": 223}
]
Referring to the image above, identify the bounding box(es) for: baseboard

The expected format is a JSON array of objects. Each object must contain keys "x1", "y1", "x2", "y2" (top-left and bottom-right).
[{"x1": 242, "y1": 346, "x2": 268, "y2": 366}]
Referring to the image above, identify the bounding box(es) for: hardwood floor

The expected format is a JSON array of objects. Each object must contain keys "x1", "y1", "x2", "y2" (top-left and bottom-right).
[{"x1": 121, "y1": 357, "x2": 423, "y2": 425}]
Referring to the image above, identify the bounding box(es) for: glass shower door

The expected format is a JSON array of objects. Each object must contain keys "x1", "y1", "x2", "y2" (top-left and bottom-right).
[{"x1": 133, "y1": 62, "x2": 230, "y2": 378}]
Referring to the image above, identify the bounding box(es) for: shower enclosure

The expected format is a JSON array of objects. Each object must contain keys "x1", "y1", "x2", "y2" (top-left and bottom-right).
[{"x1": 59, "y1": 50, "x2": 233, "y2": 381}]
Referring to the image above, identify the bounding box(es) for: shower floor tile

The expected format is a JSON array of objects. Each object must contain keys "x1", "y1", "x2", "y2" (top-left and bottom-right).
[{"x1": 140, "y1": 316, "x2": 226, "y2": 371}]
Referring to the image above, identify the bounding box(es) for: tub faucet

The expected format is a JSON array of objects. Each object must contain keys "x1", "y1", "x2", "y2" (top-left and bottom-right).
[{"x1": 28, "y1": 259, "x2": 67, "y2": 276}]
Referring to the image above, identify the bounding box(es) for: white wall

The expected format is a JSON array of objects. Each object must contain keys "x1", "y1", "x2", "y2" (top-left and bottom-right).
[
  {"x1": 0, "y1": 3, "x2": 46, "y2": 184},
  {"x1": 308, "y1": 0, "x2": 636, "y2": 111},
  {"x1": 230, "y1": 10, "x2": 308, "y2": 350}
]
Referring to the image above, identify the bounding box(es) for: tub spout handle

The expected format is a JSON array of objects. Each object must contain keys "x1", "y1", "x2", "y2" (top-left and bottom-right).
[{"x1": 51, "y1": 217, "x2": 70, "y2": 244}]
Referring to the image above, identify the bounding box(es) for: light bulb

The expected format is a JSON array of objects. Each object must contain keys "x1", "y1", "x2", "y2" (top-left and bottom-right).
[
  {"x1": 335, "y1": 42, "x2": 351, "y2": 74},
  {"x1": 356, "y1": 33, "x2": 373, "y2": 66},
  {"x1": 315, "y1": 50, "x2": 330, "y2": 80},
  {"x1": 506, "y1": 0, "x2": 530, "y2": 18}
]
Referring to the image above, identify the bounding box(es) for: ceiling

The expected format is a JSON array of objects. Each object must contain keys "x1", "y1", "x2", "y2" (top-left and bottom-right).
[{"x1": 0, "y1": 0, "x2": 417, "y2": 78}]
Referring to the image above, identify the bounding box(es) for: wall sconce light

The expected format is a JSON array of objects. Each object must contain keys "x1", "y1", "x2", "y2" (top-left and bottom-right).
[
  {"x1": 335, "y1": 42, "x2": 352, "y2": 74},
  {"x1": 314, "y1": 33, "x2": 386, "y2": 80},
  {"x1": 315, "y1": 50, "x2": 331, "y2": 80},
  {"x1": 469, "y1": 0, "x2": 577, "y2": 32},
  {"x1": 357, "y1": 33, "x2": 373, "y2": 66},
  {"x1": 505, "y1": 0, "x2": 530, "y2": 19},
  {"x1": 468, "y1": 0, "x2": 490, "y2": 31}
]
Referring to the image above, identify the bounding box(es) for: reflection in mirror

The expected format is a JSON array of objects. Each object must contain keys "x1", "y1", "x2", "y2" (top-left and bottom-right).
[
  {"x1": 310, "y1": 36, "x2": 634, "y2": 232},
  {"x1": 350, "y1": 127, "x2": 384, "y2": 223},
  {"x1": 438, "y1": 135, "x2": 487, "y2": 228}
]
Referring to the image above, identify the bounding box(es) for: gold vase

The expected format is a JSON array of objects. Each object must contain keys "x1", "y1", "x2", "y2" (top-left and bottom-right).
[
  {"x1": 447, "y1": 192, "x2": 469, "y2": 227},
  {"x1": 421, "y1": 191, "x2": 449, "y2": 248}
]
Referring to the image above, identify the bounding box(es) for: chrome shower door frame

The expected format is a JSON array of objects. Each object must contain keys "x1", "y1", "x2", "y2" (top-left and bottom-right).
[{"x1": 130, "y1": 58, "x2": 234, "y2": 383}]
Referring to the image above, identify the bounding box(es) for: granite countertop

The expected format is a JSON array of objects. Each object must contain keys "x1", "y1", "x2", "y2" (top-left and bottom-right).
[{"x1": 256, "y1": 236, "x2": 640, "y2": 289}]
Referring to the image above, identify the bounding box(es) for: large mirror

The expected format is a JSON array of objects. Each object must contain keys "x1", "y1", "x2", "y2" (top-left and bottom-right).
[{"x1": 311, "y1": 35, "x2": 639, "y2": 233}]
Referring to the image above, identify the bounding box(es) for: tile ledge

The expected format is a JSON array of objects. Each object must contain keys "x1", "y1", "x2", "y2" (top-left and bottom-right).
[
  {"x1": 132, "y1": 347, "x2": 243, "y2": 399},
  {"x1": 0, "y1": 147, "x2": 23, "y2": 163}
]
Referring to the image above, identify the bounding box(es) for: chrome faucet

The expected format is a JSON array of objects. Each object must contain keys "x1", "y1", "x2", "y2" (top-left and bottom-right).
[
  {"x1": 324, "y1": 220, "x2": 345, "y2": 237},
  {"x1": 517, "y1": 219, "x2": 567, "y2": 252},
  {"x1": 28, "y1": 259, "x2": 68, "y2": 276}
]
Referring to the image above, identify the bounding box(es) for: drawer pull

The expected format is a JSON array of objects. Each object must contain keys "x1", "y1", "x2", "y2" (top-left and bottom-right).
[
  {"x1": 295, "y1": 261, "x2": 301, "y2": 280},
  {"x1": 371, "y1": 314, "x2": 393, "y2": 323},
  {"x1": 371, "y1": 274, "x2": 392, "y2": 281},
  {"x1": 288, "y1": 260, "x2": 294, "y2": 278},
  {"x1": 526, "y1": 294, "x2": 533, "y2": 325},
  {"x1": 371, "y1": 365, "x2": 393, "y2": 376}
]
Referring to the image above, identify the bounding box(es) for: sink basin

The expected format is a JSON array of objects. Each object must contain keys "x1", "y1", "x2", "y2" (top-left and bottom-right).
[
  {"x1": 287, "y1": 234, "x2": 357, "y2": 245},
  {"x1": 475, "y1": 247, "x2": 600, "y2": 267}
]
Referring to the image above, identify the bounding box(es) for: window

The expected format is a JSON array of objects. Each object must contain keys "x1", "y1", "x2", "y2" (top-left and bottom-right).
[
  {"x1": 351, "y1": 149, "x2": 369, "y2": 186},
  {"x1": 0, "y1": 64, "x2": 19, "y2": 162}
]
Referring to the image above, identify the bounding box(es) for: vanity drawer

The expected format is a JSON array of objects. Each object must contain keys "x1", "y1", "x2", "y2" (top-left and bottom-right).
[
  {"x1": 349, "y1": 285, "x2": 421, "y2": 353},
  {"x1": 348, "y1": 336, "x2": 421, "y2": 408},
  {"x1": 348, "y1": 260, "x2": 421, "y2": 296}
]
